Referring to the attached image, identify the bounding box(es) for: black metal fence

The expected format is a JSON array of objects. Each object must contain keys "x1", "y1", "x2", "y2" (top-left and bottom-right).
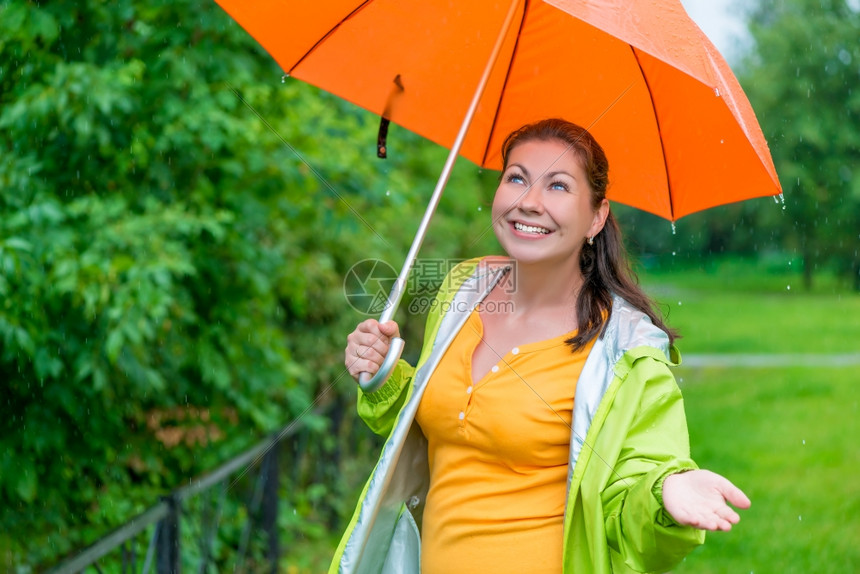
[{"x1": 47, "y1": 417, "x2": 305, "y2": 574}]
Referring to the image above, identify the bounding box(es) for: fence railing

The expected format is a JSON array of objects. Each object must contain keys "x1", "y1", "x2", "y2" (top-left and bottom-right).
[{"x1": 47, "y1": 414, "x2": 312, "y2": 574}]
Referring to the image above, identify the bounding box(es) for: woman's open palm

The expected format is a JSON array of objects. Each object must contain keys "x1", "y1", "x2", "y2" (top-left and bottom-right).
[{"x1": 662, "y1": 469, "x2": 751, "y2": 531}]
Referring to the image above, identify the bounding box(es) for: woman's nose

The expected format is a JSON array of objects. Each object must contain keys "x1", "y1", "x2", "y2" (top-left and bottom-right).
[{"x1": 517, "y1": 183, "x2": 543, "y2": 213}]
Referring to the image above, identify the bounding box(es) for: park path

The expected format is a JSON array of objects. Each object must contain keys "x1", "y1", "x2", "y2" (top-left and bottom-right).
[{"x1": 681, "y1": 353, "x2": 860, "y2": 368}]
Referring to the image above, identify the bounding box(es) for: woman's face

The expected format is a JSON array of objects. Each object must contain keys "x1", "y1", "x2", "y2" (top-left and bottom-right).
[{"x1": 492, "y1": 138, "x2": 608, "y2": 268}]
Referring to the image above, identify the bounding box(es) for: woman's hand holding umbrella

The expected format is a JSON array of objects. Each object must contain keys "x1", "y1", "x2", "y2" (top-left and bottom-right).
[{"x1": 345, "y1": 319, "x2": 401, "y2": 382}]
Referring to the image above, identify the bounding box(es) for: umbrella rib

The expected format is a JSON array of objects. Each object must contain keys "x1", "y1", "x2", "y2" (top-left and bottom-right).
[
  {"x1": 287, "y1": 0, "x2": 374, "y2": 74},
  {"x1": 481, "y1": 0, "x2": 530, "y2": 168},
  {"x1": 629, "y1": 46, "x2": 675, "y2": 221}
]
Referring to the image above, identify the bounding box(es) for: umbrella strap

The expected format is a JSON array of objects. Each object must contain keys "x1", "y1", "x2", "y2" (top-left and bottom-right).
[
  {"x1": 377, "y1": 73, "x2": 405, "y2": 159},
  {"x1": 377, "y1": 117, "x2": 390, "y2": 158}
]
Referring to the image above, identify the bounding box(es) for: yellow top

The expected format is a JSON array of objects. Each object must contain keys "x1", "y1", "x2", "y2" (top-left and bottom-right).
[{"x1": 415, "y1": 309, "x2": 594, "y2": 574}]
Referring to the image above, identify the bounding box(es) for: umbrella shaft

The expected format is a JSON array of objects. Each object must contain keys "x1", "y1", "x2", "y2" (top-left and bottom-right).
[{"x1": 380, "y1": 0, "x2": 521, "y2": 323}]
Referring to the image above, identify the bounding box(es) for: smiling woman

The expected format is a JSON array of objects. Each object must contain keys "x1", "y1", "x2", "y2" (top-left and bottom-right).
[
  {"x1": 335, "y1": 119, "x2": 751, "y2": 574},
  {"x1": 487, "y1": 119, "x2": 674, "y2": 353},
  {"x1": 493, "y1": 138, "x2": 607, "y2": 267}
]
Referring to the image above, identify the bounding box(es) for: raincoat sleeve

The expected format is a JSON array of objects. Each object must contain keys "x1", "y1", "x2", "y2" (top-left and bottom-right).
[
  {"x1": 601, "y1": 348, "x2": 706, "y2": 573},
  {"x1": 355, "y1": 359, "x2": 416, "y2": 436}
]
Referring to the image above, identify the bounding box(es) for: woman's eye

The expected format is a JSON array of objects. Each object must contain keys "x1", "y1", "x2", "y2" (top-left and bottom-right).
[
  {"x1": 506, "y1": 173, "x2": 525, "y2": 184},
  {"x1": 550, "y1": 181, "x2": 569, "y2": 191}
]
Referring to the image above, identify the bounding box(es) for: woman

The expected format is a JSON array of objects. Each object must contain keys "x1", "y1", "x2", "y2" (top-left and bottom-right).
[{"x1": 331, "y1": 119, "x2": 750, "y2": 574}]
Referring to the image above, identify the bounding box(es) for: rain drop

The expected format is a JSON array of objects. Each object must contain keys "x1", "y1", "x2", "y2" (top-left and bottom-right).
[
  {"x1": 714, "y1": 87, "x2": 720, "y2": 97},
  {"x1": 787, "y1": 285, "x2": 791, "y2": 290},
  {"x1": 678, "y1": 301, "x2": 682, "y2": 306},
  {"x1": 477, "y1": 206, "x2": 482, "y2": 211},
  {"x1": 671, "y1": 222, "x2": 677, "y2": 235},
  {"x1": 385, "y1": 190, "x2": 391, "y2": 196},
  {"x1": 672, "y1": 251, "x2": 676, "y2": 256},
  {"x1": 720, "y1": 139, "x2": 724, "y2": 144},
  {"x1": 798, "y1": 515, "x2": 802, "y2": 521},
  {"x1": 802, "y1": 439, "x2": 806, "y2": 445},
  {"x1": 281, "y1": 74, "x2": 290, "y2": 83}
]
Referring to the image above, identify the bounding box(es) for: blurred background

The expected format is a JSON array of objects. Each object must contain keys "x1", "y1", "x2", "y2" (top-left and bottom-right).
[{"x1": 1, "y1": 0, "x2": 858, "y2": 571}]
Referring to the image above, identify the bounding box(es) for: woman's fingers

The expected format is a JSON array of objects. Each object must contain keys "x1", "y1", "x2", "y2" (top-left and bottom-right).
[
  {"x1": 345, "y1": 346, "x2": 385, "y2": 379},
  {"x1": 344, "y1": 320, "x2": 400, "y2": 381},
  {"x1": 377, "y1": 320, "x2": 400, "y2": 338},
  {"x1": 350, "y1": 343, "x2": 388, "y2": 366},
  {"x1": 718, "y1": 477, "x2": 752, "y2": 510},
  {"x1": 353, "y1": 321, "x2": 397, "y2": 355}
]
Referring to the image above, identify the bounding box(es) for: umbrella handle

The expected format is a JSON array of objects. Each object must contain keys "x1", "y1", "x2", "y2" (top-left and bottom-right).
[{"x1": 358, "y1": 336, "x2": 405, "y2": 392}]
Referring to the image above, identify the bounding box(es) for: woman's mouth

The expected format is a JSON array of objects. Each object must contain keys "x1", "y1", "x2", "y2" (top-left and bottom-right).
[{"x1": 513, "y1": 221, "x2": 551, "y2": 235}]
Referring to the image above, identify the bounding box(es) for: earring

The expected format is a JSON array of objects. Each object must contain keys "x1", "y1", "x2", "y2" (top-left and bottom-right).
[{"x1": 587, "y1": 236, "x2": 594, "y2": 246}]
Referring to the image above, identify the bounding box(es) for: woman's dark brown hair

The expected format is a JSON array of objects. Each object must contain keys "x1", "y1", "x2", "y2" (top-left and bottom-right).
[{"x1": 501, "y1": 118, "x2": 678, "y2": 350}]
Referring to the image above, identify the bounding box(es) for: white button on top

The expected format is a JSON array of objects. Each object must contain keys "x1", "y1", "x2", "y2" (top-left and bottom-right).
[
  {"x1": 458, "y1": 411, "x2": 465, "y2": 420},
  {"x1": 466, "y1": 386, "x2": 473, "y2": 394},
  {"x1": 512, "y1": 347, "x2": 520, "y2": 355},
  {"x1": 491, "y1": 365, "x2": 499, "y2": 373}
]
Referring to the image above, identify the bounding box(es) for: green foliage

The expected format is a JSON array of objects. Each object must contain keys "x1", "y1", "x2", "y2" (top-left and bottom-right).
[
  {"x1": 737, "y1": 0, "x2": 860, "y2": 288},
  {"x1": 0, "y1": 0, "x2": 493, "y2": 567}
]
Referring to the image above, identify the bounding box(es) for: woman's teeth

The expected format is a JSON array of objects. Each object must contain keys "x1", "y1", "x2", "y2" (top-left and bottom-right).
[{"x1": 514, "y1": 222, "x2": 550, "y2": 235}]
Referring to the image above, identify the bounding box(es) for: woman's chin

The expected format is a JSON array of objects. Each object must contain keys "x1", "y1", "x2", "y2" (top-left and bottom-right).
[{"x1": 503, "y1": 248, "x2": 577, "y2": 268}]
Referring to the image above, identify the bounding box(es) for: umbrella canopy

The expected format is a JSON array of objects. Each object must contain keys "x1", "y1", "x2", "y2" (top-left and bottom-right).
[{"x1": 214, "y1": 0, "x2": 780, "y2": 221}]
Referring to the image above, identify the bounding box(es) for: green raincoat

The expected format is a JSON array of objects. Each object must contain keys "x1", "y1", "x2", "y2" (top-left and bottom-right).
[{"x1": 330, "y1": 257, "x2": 705, "y2": 573}]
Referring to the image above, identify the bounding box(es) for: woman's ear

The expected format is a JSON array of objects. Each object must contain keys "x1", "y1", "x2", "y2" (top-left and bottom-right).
[{"x1": 589, "y1": 199, "x2": 610, "y2": 237}]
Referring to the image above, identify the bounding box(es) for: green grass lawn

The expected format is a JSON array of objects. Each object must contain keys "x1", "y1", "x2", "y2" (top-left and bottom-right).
[
  {"x1": 674, "y1": 366, "x2": 860, "y2": 573},
  {"x1": 651, "y1": 290, "x2": 860, "y2": 354},
  {"x1": 642, "y1": 261, "x2": 860, "y2": 571},
  {"x1": 641, "y1": 261, "x2": 860, "y2": 354}
]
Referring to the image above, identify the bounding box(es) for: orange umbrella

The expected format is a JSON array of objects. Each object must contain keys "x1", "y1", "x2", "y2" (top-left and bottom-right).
[
  {"x1": 215, "y1": 0, "x2": 781, "y2": 389},
  {"x1": 215, "y1": 0, "x2": 780, "y2": 220}
]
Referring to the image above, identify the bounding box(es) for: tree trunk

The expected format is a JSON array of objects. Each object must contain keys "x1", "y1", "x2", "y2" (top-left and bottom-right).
[
  {"x1": 853, "y1": 260, "x2": 860, "y2": 292},
  {"x1": 802, "y1": 251, "x2": 814, "y2": 290}
]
